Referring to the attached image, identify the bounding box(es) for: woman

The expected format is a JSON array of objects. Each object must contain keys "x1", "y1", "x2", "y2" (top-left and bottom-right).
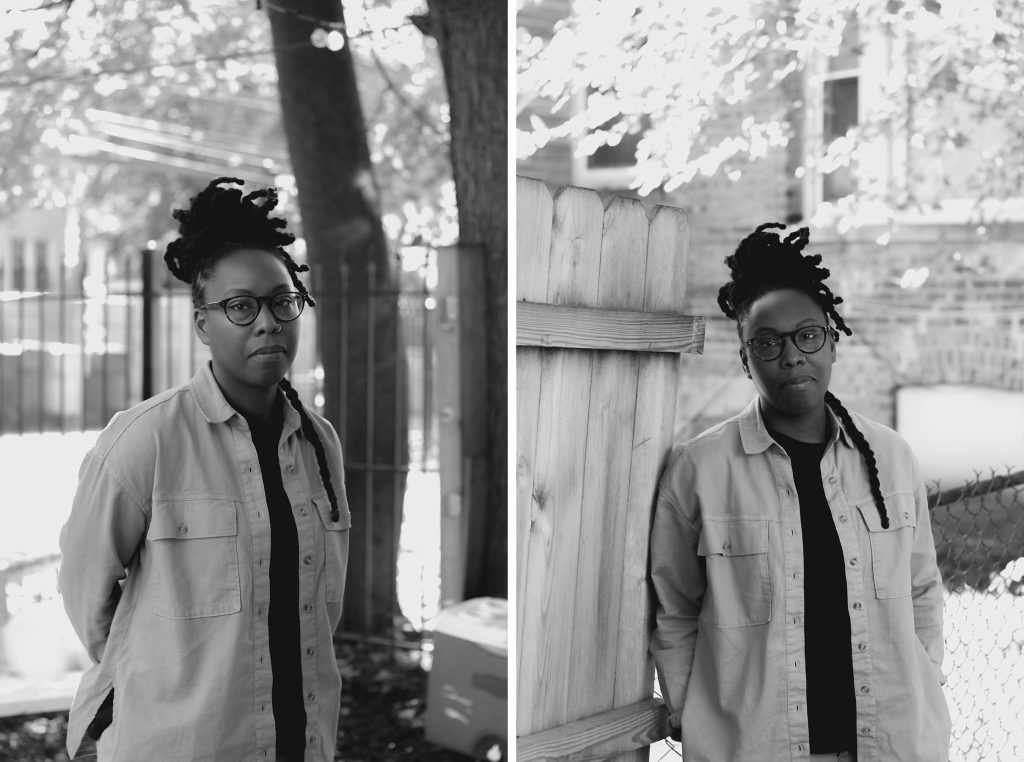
[
  {"x1": 650, "y1": 223, "x2": 951, "y2": 761},
  {"x1": 59, "y1": 177, "x2": 351, "y2": 762}
]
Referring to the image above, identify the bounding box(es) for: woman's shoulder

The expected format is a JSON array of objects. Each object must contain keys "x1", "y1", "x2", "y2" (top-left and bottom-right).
[{"x1": 91, "y1": 383, "x2": 194, "y2": 463}]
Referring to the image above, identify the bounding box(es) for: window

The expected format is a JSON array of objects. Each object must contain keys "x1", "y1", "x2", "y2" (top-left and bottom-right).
[
  {"x1": 35, "y1": 240, "x2": 49, "y2": 292},
  {"x1": 11, "y1": 238, "x2": 26, "y2": 291},
  {"x1": 571, "y1": 89, "x2": 650, "y2": 190}
]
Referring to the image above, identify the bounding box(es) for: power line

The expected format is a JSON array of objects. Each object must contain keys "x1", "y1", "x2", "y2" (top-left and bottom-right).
[{"x1": 0, "y1": 44, "x2": 301, "y2": 90}]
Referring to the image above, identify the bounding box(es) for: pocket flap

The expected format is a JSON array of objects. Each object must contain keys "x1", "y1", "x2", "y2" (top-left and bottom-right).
[
  {"x1": 312, "y1": 490, "x2": 352, "y2": 531},
  {"x1": 855, "y1": 493, "x2": 917, "y2": 532},
  {"x1": 697, "y1": 519, "x2": 768, "y2": 557},
  {"x1": 148, "y1": 498, "x2": 238, "y2": 540}
]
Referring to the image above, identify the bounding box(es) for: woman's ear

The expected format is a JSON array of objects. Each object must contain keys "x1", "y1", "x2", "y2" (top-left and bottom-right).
[
  {"x1": 193, "y1": 307, "x2": 212, "y2": 347},
  {"x1": 739, "y1": 346, "x2": 751, "y2": 378}
]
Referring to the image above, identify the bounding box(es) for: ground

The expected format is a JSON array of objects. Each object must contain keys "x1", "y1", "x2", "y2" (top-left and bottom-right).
[{"x1": 0, "y1": 640, "x2": 476, "y2": 761}]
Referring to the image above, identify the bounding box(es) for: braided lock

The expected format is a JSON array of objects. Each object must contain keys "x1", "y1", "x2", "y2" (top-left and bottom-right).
[
  {"x1": 720, "y1": 221, "x2": 888, "y2": 528},
  {"x1": 825, "y1": 392, "x2": 889, "y2": 528},
  {"x1": 280, "y1": 378, "x2": 341, "y2": 523}
]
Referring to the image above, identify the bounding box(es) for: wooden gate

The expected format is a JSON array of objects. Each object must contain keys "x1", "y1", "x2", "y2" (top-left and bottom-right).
[{"x1": 516, "y1": 176, "x2": 705, "y2": 761}]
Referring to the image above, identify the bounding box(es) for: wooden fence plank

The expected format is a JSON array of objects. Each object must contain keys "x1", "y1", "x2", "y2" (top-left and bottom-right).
[
  {"x1": 516, "y1": 177, "x2": 554, "y2": 673},
  {"x1": 517, "y1": 698, "x2": 672, "y2": 762},
  {"x1": 568, "y1": 196, "x2": 649, "y2": 725},
  {"x1": 610, "y1": 205, "x2": 692, "y2": 762},
  {"x1": 518, "y1": 185, "x2": 604, "y2": 734},
  {"x1": 516, "y1": 302, "x2": 705, "y2": 353}
]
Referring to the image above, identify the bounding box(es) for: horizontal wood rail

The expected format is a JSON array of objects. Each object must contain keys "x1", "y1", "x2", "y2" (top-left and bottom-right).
[
  {"x1": 516, "y1": 301, "x2": 705, "y2": 354},
  {"x1": 517, "y1": 697, "x2": 671, "y2": 761}
]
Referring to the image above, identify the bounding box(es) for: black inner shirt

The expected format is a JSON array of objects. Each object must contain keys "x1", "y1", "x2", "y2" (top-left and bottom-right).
[
  {"x1": 246, "y1": 399, "x2": 306, "y2": 758},
  {"x1": 768, "y1": 425, "x2": 856, "y2": 754}
]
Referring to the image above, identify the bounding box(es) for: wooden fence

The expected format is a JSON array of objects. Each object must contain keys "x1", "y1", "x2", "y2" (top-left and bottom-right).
[{"x1": 516, "y1": 176, "x2": 705, "y2": 761}]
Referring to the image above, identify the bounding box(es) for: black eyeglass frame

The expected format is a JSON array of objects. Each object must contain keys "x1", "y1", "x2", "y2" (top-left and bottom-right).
[
  {"x1": 743, "y1": 324, "x2": 839, "y2": 362},
  {"x1": 198, "y1": 291, "x2": 306, "y2": 327}
]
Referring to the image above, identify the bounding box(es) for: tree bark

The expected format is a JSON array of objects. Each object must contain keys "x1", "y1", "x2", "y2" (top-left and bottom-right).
[
  {"x1": 421, "y1": 0, "x2": 508, "y2": 599},
  {"x1": 268, "y1": 0, "x2": 406, "y2": 635}
]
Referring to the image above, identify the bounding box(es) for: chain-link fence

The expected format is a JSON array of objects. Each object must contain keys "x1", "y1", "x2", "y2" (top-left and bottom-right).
[
  {"x1": 930, "y1": 469, "x2": 1024, "y2": 762},
  {"x1": 649, "y1": 471, "x2": 1024, "y2": 762}
]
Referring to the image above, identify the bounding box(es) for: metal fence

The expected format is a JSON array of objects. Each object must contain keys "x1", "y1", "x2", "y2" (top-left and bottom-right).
[
  {"x1": 651, "y1": 470, "x2": 1024, "y2": 762},
  {"x1": 0, "y1": 245, "x2": 441, "y2": 639},
  {"x1": 929, "y1": 470, "x2": 1024, "y2": 762}
]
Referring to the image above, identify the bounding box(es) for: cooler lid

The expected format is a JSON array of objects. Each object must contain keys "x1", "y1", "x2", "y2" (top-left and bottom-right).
[{"x1": 433, "y1": 597, "x2": 508, "y2": 655}]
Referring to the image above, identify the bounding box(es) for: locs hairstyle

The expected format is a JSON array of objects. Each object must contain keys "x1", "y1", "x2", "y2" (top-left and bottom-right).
[
  {"x1": 717, "y1": 222, "x2": 889, "y2": 528},
  {"x1": 164, "y1": 176, "x2": 341, "y2": 522}
]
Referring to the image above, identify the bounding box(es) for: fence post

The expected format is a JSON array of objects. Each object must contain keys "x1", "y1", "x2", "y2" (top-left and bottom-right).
[{"x1": 141, "y1": 245, "x2": 154, "y2": 401}]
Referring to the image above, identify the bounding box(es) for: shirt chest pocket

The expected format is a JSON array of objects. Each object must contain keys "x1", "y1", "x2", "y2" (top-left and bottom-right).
[
  {"x1": 855, "y1": 493, "x2": 917, "y2": 599},
  {"x1": 697, "y1": 519, "x2": 771, "y2": 627},
  {"x1": 312, "y1": 491, "x2": 351, "y2": 603},
  {"x1": 147, "y1": 498, "x2": 241, "y2": 619}
]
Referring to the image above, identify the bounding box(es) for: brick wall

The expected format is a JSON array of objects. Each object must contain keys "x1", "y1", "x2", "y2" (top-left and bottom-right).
[{"x1": 517, "y1": 3, "x2": 1024, "y2": 439}]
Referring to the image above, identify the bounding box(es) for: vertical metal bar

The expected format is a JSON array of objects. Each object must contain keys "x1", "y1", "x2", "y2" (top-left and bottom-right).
[
  {"x1": 80, "y1": 264, "x2": 87, "y2": 432},
  {"x1": 364, "y1": 262, "x2": 376, "y2": 633},
  {"x1": 38, "y1": 258, "x2": 46, "y2": 431},
  {"x1": 141, "y1": 247, "x2": 153, "y2": 400},
  {"x1": 123, "y1": 249, "x2": 131, "y2": 405},
  {"x1": 17, "y1": 285, "x2": 24, "y2": 435},
  {"x1": 59, "y1": 241, "x2": 67, "y2": 432},
  {"x1": 102, "y1": 257, "x2": 110, "y2": 427},
  {"x1": 339, "y1": 263, "x2": 349, "y2": 440},
  {"x1": 392, "y1": 273, "x2": 404, "y2": 630},
  {"x1": 165, "y1": 283, "x2": 173, "y2": 392},
  {"x1": 0, "y1": 276, "x2": 6, "y2": 435},
  {"x1": 422, "y1": 253, "x2": 434, "y2": 472}
]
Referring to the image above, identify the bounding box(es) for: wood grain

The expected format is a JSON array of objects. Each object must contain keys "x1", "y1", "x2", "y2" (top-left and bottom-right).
[
  {"x1": 516, "y1": 302, "x2": 705, "y2": 353},
  {"x1": 516, "y1": 698, "x2": 672, "y2": 762}
]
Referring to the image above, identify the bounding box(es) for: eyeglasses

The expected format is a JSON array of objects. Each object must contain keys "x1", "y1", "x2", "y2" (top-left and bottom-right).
[
  {"x1": 199, "y1": 292, "x2": 305, "y2": 327},
  {"x1": 744, "y1": 324, "x2": 835, "y2": 361}
]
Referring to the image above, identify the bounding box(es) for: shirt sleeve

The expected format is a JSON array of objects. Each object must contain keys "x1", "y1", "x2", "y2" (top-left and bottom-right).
[
  {"x1": 649, "y1": 448, "x2": 705, "y2": 726},
  {"x1": 909, "y1": 457, "x2": 946, "y2": 681},
  {"x1": 58, "y1": 450, "x2": 148, "y2": 664}
]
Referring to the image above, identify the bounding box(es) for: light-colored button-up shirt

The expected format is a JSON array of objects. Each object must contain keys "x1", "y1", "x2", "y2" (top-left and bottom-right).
[
  {"x1": 59, "y1": 362, "x2": 351, "y2": 761},
  {"x1": 650, "y1": 397, "x2": 951, "y2": 762}
]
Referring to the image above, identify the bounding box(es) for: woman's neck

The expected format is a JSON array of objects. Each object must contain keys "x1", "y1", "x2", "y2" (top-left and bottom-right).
[
  {"x1": 210, "y1": 365, "x2": 279, "y2": 424},
  {"x1": 760, "y1": 399, "x2": 829, "y2": 444}
]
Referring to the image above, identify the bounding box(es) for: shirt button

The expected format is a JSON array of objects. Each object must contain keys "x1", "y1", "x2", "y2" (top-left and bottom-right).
[
  {"x1": 303, "y1": 555, "x2": 313, "y2": 565},
  {"x1": 850, "y1": 557, "x2": 859, "y2": 566},
  {"x1": 306, "y1": 647, "x2": 315, "y2": 656},
  {"x1": 860, "y1": 727, "x2": 872, "y2": 736},
  {"x1": 177, "y1": 524, "x2": 188, "y2": 536},
  {"x1": 797, "y1": 744, "x2": 804, "y2": 752},
  {"x1": 721, "y1": 542, "x2": 731, "y2": 552},
  {"x1": 307, "y1": 692, "x2": 315, "y2": 702},
  {"x1": 853, "y1": 602, "x2": 863, "y2": 610},
  {"x1": 860, "y1": 685, "x2": 871, "y2": 694},
  {"x1": 828, "y1": 476, "x2": 837, "y2": 484},
  {"x1": 904, "y1": 511, "x2": 910, "y2": 519},
  {"x1": 258, "y1": 608, "x2": 264, "y2": 616},
  {"x1": 839, "y1": 514, "x2": 848, "y2": 522},
  {"x1": 288, "y1": 464, "x2": 296, "y2": 473},
  {"x1": 309, "y1": 735, "x2": 318, "y2": 744},
  {"x1": 858, "y1": 642, "x2": 867, "y2": 651},
  {"x1": 793, "y1": 616, "x2": 800, "y2": 625},
  {"x1": 304, "y1": 603, "x2": 313, "y2": 612},
  {"x1": 258, "y1": 558, "x2": 264, "y2": 567},
  {"x1": 300, "y1": 507, "x2": 307, "y2": 516}
]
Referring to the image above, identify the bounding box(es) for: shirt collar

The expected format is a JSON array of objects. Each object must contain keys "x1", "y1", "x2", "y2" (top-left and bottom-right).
[
  {"x1": 188, "y1": 361, "x2": 302, "y2": 439},
  {"x1": 739, "y1": 395, "x2": 855, "y2": 455}
]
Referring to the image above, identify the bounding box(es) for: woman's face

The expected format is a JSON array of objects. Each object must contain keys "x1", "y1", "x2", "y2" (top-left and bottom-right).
[
  {"x1": 739, "y1": 288, "x2": 835, "y2": 420},
  {"x1": 193, "y1": 248, "x2": 300, "y2": 393}
]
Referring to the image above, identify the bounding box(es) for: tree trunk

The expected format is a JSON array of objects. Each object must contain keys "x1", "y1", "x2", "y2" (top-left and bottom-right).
[
  {"x1": 269, "y1": 0, "x2": 406, "y2": 636},
  {"x1": 421, "y1": 0, "x2": 508, "y2": 599}
]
